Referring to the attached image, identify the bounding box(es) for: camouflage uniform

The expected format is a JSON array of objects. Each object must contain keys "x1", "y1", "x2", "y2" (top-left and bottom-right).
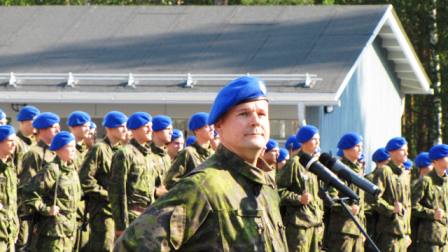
[
  {"x1": 18, "y1": 140, "x2": 55, "y2": 251},
  {"x1": 373, "y1": 161, "x2": 411, "y2": 252},
  {"x1": 364, "y1": 168, "x2": 381, "y2": 252},
  {"x1": 327, "y1": 157, "x2": 365, "y2": 252},
  {"x1": 149, "y1": 142, "x2": 171, "y2": 188},
  {"x1": 412, "y1": 169, "x2": 448, "y2": 251},
  {"x1": 276, "y1": 152, "x2": 324, "y2": 252},
  {"x1": 109, "y1": 139, "x2": 158, "y2": 231},
  {"x1": 114, "y1": 145, "x2": 288, "y2": 252},
  {"x1": 0, "y1": 157, "x2": 19, "y2": 251},
  {"x1": 24, "y1": 157, "x2": 82, "y2": 252},
  {"x1": 74, "y1": 142, "x2": 89, "y2": 252},
  {"x1": 164, "y1": 142, "x2": 214, "y2": 189},
  {"x1": 79, "y1": 137, "x2": 121, "y2": 252}
]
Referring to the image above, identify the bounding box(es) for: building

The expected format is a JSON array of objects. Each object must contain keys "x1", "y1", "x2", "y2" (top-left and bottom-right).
[{"x1": 0, "y1": 5, "x2": 431, "y2": 169}]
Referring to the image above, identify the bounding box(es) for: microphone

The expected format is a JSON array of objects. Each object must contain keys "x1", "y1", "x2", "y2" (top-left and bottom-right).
[
  {"x1": 298, "y1": 152, "x2": 359, "y2": 201},
  {"x1": 319, "y1": 153, "x2": 381, "y2": 198}
]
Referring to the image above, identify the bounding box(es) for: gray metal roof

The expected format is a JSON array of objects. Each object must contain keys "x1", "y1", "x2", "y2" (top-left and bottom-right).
[{"x1": 0, "y1": 5, "x2": 431, "y2": 104}]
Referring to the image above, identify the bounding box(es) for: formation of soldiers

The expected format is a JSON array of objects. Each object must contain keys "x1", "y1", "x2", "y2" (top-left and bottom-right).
[{"x1": 0, "y1": 76, "x2": 447, "y2": 252}]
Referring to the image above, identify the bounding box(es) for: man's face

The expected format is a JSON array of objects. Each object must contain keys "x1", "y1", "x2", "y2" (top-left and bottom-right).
[
  {"x1": 109, "y1": 125, "x2": 128, "y2": 143},
  {"x1": 301, "y1": 134, "x2": 320, "y2": 154},
  {"x1": 195, "y1": 124, "x2": 214, "y2": 142},
  {"x1": 215, "y1": 99, "x2": 269, "y2": 154},
  {"x1": 20, "y1": 120, "x2": 34, "y2": 136},
  {"x1": 40, "y1": 124, "x2": 61, "y2": 142},
  {"x1": 263, "y1": 147, "x2": 280, "y2": 165},
  {"x1": 132, "y1": 123, "x2": 153, "y2": 143},
  {"x1": 390, "y1": 145, "x2": 408, "y2": 165},
  {"x1": 56, "y1": 141, "x2": 76, "y2": 162},
  {"x1": 434, "y1": 157, "x2": 448, "y2": 171},
  {"x1": 344, "y1": 143, "x2": 363, "y2": 162},
  {"x1": 167, "y1": 137, "x2": 185, "y2": 158},
  {"x1": 0, "y1": 135, "x2": 17, "y2": 156},
  {"x1": 154, "y1": 125, "x2": 173, "y2": 145},
  {"x1": 70, "y1": 123, "x2": 90, "y2": 141}
]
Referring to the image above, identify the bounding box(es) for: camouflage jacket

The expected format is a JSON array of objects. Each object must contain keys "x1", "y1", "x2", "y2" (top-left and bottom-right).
[
  {"x1": 13, "y1": 131, "x2": 35, "y2": 176},
  {"x1": 150, "y1": 142, "x2": 171, "y2": 187},
  {"x1": 109, "y1": 139, "x2": 159, "y2": 231},
  {"x1": 20, "y1": 140, "x2": 55, "y2": 190},
  {"x1": 412, "y1": 169, "x2": 448, "y2": 245},
  {"x1": 328, "y1": 157, "x2": 365, "y2": 236},
  {"x1": 0, "y1": 157, "x2": 19, "y2": 241},
  {"x1": 24, "y1": 157, "x2": 82, "y2": 238},
  {"x1": 276, "y1": 152, "x2": 324, "y2": 228},
  {"x1": 164, "y1": 142, "x2": 214, "y2": 189},
  {"x1": 79, "y1": 137, "x2": 121, "y2": 216},
  {"x1": 114, "y1": 145, "x2": 288, "y2": 252},
  {"x1": 74, "y1": 142, "x2": 88, "y2": 172},
  {"x1": 373, "y1": 161, "x2": 411, "y2": 236}
]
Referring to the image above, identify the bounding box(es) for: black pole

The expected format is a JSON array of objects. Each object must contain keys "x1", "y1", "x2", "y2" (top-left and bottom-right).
[{"x1": 336, "y1": 197, "x2": 381, "y2": 252}]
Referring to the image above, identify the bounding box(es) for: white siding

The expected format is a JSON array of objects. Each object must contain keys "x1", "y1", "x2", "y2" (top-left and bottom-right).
[{"x1": 319, "y1": 40, "x2": 403, "y2": 171}]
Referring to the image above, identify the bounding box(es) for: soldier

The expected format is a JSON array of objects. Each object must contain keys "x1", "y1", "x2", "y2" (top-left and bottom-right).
[
  {"x1": 85, "y1": 122, "x2": 97, "y2": 150},
  {"x1": 364, "y1": 147, "x2": 389, "y2": 252},
  {"x1": 149, "y1": 115, "x2": 173, "y2": 196},
  {"x1": 164, "y1": 112, "x2": 214, "y2": 189},
  {"x1": 412, "y1": 144, "x2": 448, "y2": 251},
  {"x1": 276, "y1": 125, "x2": 324, "y2": 252},
  {"x1": 109, "y1": 112, "x2": 158, "y2": 239},
  {"x1": 14, "y1": 106, "x2": 39, "y2": 251},
  {"x1": 166, "y1": 129, "x2": 184, "y2": 161},
  {"x1": 115, "y1": 76, "x2": 288, "y2": 251},
  {"x1": 14, "y1": 105, "x2": 40, "y2": 175},
  {"x1": 373, "y1": 137, "x2": 412, "y2": 251},
  {"x1": 18, "y1": 112, "x2": 60, "y2": 251},
  {"x1": 412, "y1": 152, "x2": 432, "y2": 184},
  {"x1": 263, "y1": 139, "x2": 280, "y2": 168},
  {"x1": 67, "y1": 111, "x2": 91, "y2": 171},
  {"x1": 284, "y1": 135, "x2": 301, "y2": 157},
  {"x1": 24, "y1": 131, "x2": 82, "y2": 251},
  {"x1": 79, "y1": 111, "x2": 127, "y2": 252},
  {"x1": 0, "y1": 109, "x2": 7, "y2": 125},
  {"x1": 0, "y1": 125, "x2": 19, "y2": 251},
  {"x1": 327, "y1": 133, "x2": 366, "y2": 252},
  {"x1": 277, "y1": 147, "x2": 290, "y2": 170}
]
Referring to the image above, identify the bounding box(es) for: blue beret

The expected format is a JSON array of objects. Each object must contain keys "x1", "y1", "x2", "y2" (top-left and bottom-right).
[
  {"x1": 414, "y1": 152, "x2": 432, "y2": 168},
  {"x1": 0, "y1": 125, "x2": 15, "y2": 142},
  {"x1": 102, "y1": 111, "x2": 127, "y2": 128},
  {"x1": 17, "y1": 105, "x2": 40, "y2": 121},
  {"x1": 285, "y1": 135, "x2": 301, "y2": 151},
  {"x1": 32, "y1": 112, "x2": 60, "y2": 129},
  {"x1": 49, "y1": 131, "x2": 75, "y2": 151},
  {"x1": 171, "y1": 129, "x2": 184, "y2": 141},
  {"x1": 208, "y1": 76, "x2": 267, "y2": 125},
  {"x1": 385, "y1": 137, "x2": 408, "y2": 152},
  {"x1": 186, "y1": 136, "x2": 196, "y2": 146},
  {"x1": 429, "y1": 144, "x2": 448, "y2": 161},
  {"x1": 337, "y1": 149, "x2": 343, "y2": 157},
  {"x1": 67, "y1": 111, "x2": 91, "y2": 127},
  {"x1": 127, "y1": 112, "x2": 152, "y2": 130},
  {"x1": 372, "y1": 147, "x2": 390, "y2": 162},
  {"x1": 152, "y1": 115, "x2": 172, "y2": 131},
  {"x1": 296, "y1": 125, "x2": 319, "y2": 144},
  {"x1": 188, "y1": 112, "x2": 209, "y2": 131},
  {"x1": 266, "y1": 139, "x2": 279, "y2": 152},
  {"x1": 277, "y1": 148, "x2": 289, "y2": 163},
  {"x1": 90, "y1": 121, "x2": 97, "y2": 130},
  {"x1": 0, "y1": 109, "x2": 5, "y2": 120},
  {"x1": 337, "y1": 132, "x2": 363, "y2": 150},
  {"x1": 403, "y1": 160, "x2": 413, "y2": 170}
]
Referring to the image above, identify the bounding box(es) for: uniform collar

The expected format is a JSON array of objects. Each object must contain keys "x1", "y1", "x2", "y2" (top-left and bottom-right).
[
  {"x1": 17, "y1": 131, "x2": 34, "y2": 146},
  {"x1": 0, "y1": 156, "x2": 13, "y2": 172},
  {"x1": 104, "y1": 137, "x2": 121, "y2": 151},
  {"x1": 192, "y1": 142, "x2": 212, "y2": 156},
  {"x1": 430, "y1": 169, "x2": 448, "y2": 184},
  {"x1": 150, "y1": 142, "x2": 167, "y2": 156},
  {"x1": 215, "y1": 145, "x2": 275, "y2": 187},
  {"x1": 55, "y1": 156, "x2": 75, "y2": 173},
  {"x1": 130, "y1": 138, "x2": 150, "y2": 156},
  {"x1": 76, "y1": 142, "x2": 87, "y2": 153},
  {"x1": 388, "y1": 161, "x2": 403, "y2": 175},
  {"x1": 341, "y1": 156, "x2": 362, "y2": 173},
  {"x1": 37, "y1": 139, "x2": 50, "y2": 149}
]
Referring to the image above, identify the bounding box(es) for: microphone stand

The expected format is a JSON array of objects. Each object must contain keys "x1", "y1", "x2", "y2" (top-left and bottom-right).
[{"x1": 335, "y1": 197, "x2": 380, "y2": 252}]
